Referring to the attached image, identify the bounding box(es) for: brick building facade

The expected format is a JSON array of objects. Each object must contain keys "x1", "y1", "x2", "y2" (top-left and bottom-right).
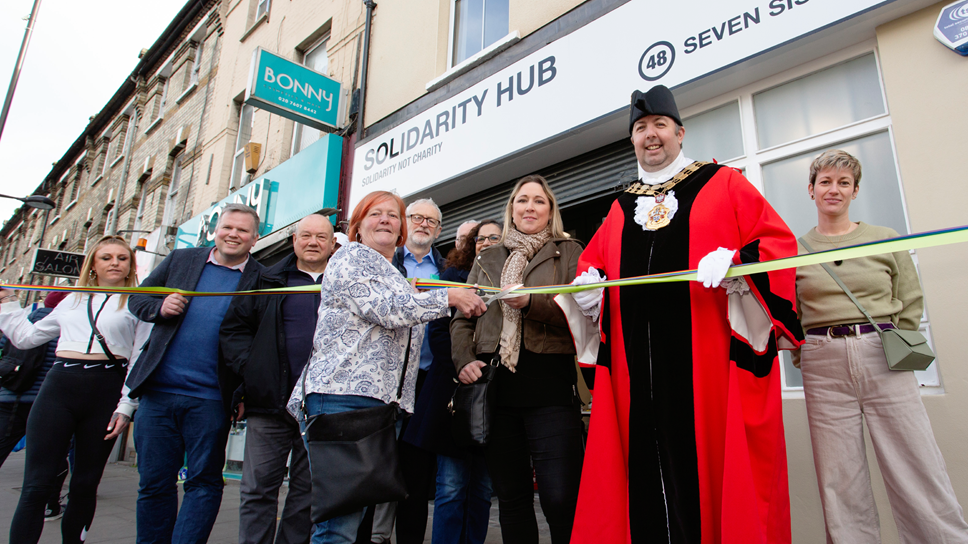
[{"x1": 0, "y1": 0, "x2": 222, "y2": 289}]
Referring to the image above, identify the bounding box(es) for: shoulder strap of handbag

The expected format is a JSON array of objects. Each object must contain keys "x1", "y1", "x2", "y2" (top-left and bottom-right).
[
  {"x1": 300, "y1": 328, "x2": 414, "y2": 419},
  {"x1": 799, "y1": 237, "x2": 883, "y2": 332},
  {"x1": 87, "y1": 295, "x2": 119, "y2": 363}
]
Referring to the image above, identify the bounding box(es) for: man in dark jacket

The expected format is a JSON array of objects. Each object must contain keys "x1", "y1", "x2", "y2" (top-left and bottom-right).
[
  {"x1": 220, "y1": 212, "x2": 335, "y2": 544},
  {"x1": 126, "y1": 203, "x2": 265, "y2": 544}
]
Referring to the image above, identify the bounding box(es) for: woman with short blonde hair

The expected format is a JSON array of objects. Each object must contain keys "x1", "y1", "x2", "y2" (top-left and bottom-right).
[{"x1": 796, "y1": 150, "x2": 968, "y2": 542}]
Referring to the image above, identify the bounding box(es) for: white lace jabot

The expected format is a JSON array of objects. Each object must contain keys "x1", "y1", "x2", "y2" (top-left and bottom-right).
[{"x1": 636, "y1": 151, "x2": 694, "y2": 185}]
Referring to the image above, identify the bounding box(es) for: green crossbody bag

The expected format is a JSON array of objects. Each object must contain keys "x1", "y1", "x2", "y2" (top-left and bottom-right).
[{"x1": 800, "y1": 238, "x2": 935, "y2": 371}]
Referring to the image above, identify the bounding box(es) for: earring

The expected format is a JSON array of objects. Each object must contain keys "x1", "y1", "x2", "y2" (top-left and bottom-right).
[
  {"x1": 89, "y1": 270, "x2": 97, "y2": 278},
  {"x1": 810, "y1": 195, "x2": 815, "y2": 200}
]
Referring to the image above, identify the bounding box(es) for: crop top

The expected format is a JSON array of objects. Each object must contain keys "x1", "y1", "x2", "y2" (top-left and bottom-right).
[{"x1": 0, "y1": 293, "x2": 153, "y2": 417}]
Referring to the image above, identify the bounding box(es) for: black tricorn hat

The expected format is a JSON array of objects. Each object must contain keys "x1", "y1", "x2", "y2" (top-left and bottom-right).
[{"x1": 629, "y1": 85, "x2": 682, "y2": 134}]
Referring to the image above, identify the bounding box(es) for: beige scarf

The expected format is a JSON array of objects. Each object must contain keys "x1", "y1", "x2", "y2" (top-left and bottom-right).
[{"x1": 498, "y1": 226, "x2": 552, "y2": 372}]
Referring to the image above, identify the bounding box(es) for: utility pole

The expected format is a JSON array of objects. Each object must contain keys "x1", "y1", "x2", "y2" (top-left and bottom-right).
[{"x1": 0, "y1": 0, "x2": 43, "y2": 143}]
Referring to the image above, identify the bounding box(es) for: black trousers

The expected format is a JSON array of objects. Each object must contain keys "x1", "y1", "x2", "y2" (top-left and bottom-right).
[
  {"x1": 0, "y1": 400, "x2": 69, "y2": 512},
  {"x1": 9, "y1": 361, "x2": 123, "y2": 544},
  {"x1": 0, "y1": 399, "x2": 32, "y2": 466},
  {"x1": 485, "y1": 404, "x2": 585, "y2": 544}
]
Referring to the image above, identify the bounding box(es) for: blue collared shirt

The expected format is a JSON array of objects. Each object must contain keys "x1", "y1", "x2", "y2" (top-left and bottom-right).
[{"x1": 403, "y1": 246, "x2": 439, "y2": 371}]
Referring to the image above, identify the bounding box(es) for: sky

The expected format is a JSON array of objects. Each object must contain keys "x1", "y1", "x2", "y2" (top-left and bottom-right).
[{"x1": 0, "y1": 0, "x2": 190, "y2": 222}]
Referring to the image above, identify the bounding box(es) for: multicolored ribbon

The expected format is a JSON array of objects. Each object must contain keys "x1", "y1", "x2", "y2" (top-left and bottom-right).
[{"x1": 3, "y1": 225, "x2": 966, "y2": 298}]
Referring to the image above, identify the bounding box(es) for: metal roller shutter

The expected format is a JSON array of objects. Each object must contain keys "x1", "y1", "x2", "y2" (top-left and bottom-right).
[{"x1": 438, "y1": 139, "x2": 637, "y2": 244}]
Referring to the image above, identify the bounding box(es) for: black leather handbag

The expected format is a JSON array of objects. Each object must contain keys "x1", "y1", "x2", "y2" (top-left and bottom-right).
[
  {"x1": 300, "y1": 336, "x2": 412, "y2": 522},
  {"x1": 449, "y1": 355, "x2": 499, "y2": 447}
]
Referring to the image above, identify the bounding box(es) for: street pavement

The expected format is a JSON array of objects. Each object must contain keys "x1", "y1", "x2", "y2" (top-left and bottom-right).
[{"x1": 0, "y1": 452, "x2": 550, "y2": 543}]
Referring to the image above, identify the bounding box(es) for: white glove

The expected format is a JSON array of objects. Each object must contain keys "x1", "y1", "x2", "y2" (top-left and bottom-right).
[
  {"x1": 570, "y1": 267, "x2": 605, "y2": 321},
  {"x1": 696, "y1": 247, "x2": 736, "y2": 288}
]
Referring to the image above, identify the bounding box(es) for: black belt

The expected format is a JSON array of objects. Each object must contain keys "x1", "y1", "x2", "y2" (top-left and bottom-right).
[{"x1": 805, "y1": 323, "x2": 895, "y2": 337}]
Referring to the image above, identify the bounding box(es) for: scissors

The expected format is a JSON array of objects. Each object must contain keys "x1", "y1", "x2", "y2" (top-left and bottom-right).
[{"x1": 477, "y1": 283, "x2": 524, "y2": 305}]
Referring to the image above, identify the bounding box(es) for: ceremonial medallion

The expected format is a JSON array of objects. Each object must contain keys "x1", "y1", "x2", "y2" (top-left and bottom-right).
[
  {"x1": 634, "y1": 191, "x2": 678, "y2": 231},
  {"x1": 646, "y1": 201, "x2": 672, "y2": 230}
]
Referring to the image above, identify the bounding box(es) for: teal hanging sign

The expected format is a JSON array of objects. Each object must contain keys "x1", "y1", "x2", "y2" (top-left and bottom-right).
[
  {"x1": 245, "y1": 47, "x2": 342, "y2": 131},
  {"x1": 175, "y1": 133, "x2": 343, "y2": 248}
]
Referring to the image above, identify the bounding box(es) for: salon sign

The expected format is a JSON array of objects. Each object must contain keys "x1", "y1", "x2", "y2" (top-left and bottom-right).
[{"x1": 245, "y1": 47, "x2": 342, "y2": 131}]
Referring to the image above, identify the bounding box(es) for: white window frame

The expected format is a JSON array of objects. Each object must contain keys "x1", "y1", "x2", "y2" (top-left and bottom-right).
[
  {"x1": 291, "y1": 34, "x2": 330, "y2": 157},
  {"x1": 677, "y1": 40, "x2": 937, "y2": 395},
  {"x1": 133, "y1": 187, "x2": 149, "y2": 234},
  {"x1": 230, "y1": 103, "x2": 255, "y2": 190},
  {"x1": 447, "y1": 0, "x2": 509, "y2": 68},
  {"x1": 96, "y1": 130, "x2": 112, "y2": 182},
  {"x1": 162, "y1": 156, "x2": 183, "y2": 226},
  {"x1": 190, "y1": 41, "x2": 203, "y2": 87},
  {"x1": 257, "y1": 0, "x2": 271, "y2": 19},
  {"x1": 114, "y1": 109, "x2": 137, "y2": 166}
]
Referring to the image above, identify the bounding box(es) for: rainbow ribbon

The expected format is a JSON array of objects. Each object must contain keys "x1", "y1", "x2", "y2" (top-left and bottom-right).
[{"x1": 3, "y1": 225, "x2": 966, "y2": 298}]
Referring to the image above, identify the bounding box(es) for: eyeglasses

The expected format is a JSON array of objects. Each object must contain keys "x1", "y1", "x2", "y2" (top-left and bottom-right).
[
  {"x1": 408, "y1": 214, "x2": 440, "y2": 228},
  {"x1": 475, "y1": 235, "x2": 502, "y2": 244}
]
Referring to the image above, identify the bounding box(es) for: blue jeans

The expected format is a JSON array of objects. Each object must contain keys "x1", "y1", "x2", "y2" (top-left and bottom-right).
[
  {"x1": 433, "y1": 452, "x2": 492, "y2": 544},
  {"x1": 302, "y1": 393, "x2": 400, "y2": 544},
  {"x1": 134, "y1": 391, "x2": 229, "y2": 544}
]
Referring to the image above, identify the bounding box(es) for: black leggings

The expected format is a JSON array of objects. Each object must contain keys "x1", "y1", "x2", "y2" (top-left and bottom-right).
[
  {"x1": 485, "y1": 404, "x2": 585, "y2": 544},
  {"x1": 9, "y1": 359, "x2": 124, "y2": 544}
]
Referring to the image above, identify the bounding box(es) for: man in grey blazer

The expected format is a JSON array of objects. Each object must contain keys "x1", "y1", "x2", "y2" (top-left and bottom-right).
[{"x1": 126, "y1": 203, "x2": 266, "y2": 544}]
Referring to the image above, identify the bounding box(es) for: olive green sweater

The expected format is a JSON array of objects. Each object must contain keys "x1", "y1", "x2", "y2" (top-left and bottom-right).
[{"x1": 795, "y1": 222, "x2": 923, "y2": 332}]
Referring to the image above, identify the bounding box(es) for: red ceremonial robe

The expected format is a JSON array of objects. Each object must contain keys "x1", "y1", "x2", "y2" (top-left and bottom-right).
[{"x1": 570, "y1": 164, "x2": 803, "y2": 544}]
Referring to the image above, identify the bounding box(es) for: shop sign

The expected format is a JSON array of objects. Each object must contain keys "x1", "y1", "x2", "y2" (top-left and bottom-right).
[
  {"x1": 32, "y1": 249, "x2": 84, "y2": 278},
  {"x1": 176, "y1": 133, "x2": 343, "y2": 248},
  {"x1": 935, "y1": 0, "x2": 968, "y2": 55},
  {"x1": 245, "y1": 47, "x2": 342, "y2": 131},
  {"x1": 351, "y1": 0, "x2": 891, "y2": 210}
]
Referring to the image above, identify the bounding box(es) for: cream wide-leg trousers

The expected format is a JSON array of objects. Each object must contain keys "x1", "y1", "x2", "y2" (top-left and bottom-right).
[{"x1": 800, "y1": 330, "x2": 968, "y2": 544}]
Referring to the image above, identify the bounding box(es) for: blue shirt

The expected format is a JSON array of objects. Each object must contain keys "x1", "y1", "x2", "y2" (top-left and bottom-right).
[
  {"x1": 403, "y1": 246, "x2": 439, "y2": 371},
  {"x1": 149, "y1": 263, "x2": 242, "y2": 401}
]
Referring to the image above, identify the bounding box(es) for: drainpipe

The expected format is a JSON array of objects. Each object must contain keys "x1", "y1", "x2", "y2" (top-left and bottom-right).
[
  {"x1": 356, "y1": 0, "x2": 377, "y2": 139},
  {"x1": 108, "y1": 80, "x2": 142, "y2": 235}
]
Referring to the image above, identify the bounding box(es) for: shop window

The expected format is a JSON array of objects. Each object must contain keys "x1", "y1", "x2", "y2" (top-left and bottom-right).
[
  {"x1": 292, "y1": 36, "x2": 329, "y2": 156},
  {"x1": 680, "y1": 45, "x2": 937, "y2": 392},
  {"x1": 762, "y1": 131, "x2": 906, "y2": 238},
  {"x1": 231, "y1": 103, "x2": 255, "y2": 190},
  {"x1": 451, "y1": 0, "x2": 509, "y2": 67},
  {"x1": 682, "y1": 101, "x2": 744, "y2": 164},
  {"x1": 753, "y1": 53, "x2": 885, "y2": 150}
]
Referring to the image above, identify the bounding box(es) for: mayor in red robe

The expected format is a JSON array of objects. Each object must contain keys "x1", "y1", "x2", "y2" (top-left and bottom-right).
[{"x1": 564, "y1": 86, "x2": 803, "y2": 544}]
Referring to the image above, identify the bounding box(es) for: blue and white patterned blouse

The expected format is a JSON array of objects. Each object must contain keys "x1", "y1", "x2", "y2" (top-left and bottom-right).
[{"x1": 288, "y1": 242, "x2": 450, "y2": 416}]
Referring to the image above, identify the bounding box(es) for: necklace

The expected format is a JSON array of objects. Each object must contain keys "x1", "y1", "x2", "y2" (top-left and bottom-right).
[{"x1": 626, "y1": 161, "x2": 707, "y2": 230}]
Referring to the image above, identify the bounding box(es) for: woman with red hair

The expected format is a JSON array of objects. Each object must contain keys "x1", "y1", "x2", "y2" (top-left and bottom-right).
[{"x1": 288, "y1": 191, "x2": 486, "y2": 544}]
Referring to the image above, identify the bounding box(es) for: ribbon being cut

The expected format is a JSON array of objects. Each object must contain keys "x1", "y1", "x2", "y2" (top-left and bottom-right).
[{"x1": 3, "y1": 224, "x2": 965, "y2": 299}]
